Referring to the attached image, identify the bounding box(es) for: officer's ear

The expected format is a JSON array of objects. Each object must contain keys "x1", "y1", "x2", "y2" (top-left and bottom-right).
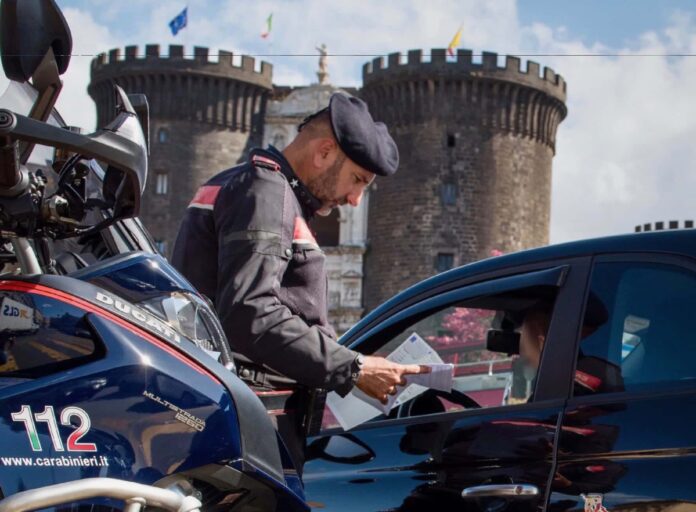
[{"x1": 314, "y1": 137, "x2": 338, "y2": 168}]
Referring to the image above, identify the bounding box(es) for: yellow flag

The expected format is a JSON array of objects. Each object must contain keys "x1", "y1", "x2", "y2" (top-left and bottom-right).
[{"x1": 448, "y1": 25, "x2": 463, "y2": 56}]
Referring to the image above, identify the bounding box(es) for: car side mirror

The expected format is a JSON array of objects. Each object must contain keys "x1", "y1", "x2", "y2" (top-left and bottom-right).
[
  {"x1": 0, "y1": 0, "x2": 73, "y2": 82},
  {"x1": 306, "y1": 434, "x2": 375, "y2": 465}
]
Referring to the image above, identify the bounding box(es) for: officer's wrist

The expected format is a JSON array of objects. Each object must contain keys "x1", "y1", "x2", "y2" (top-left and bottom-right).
[{"x1": 349, "y1": 353, "x2": 365, "y2": 387}]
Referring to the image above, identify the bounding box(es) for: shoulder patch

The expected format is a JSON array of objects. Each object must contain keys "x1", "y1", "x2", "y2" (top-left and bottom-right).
[
  {"x1": 251, "y1": 154, "x2": 281, "y2": 172},
  {"x1": 189, "y1": 185, "x2": 221, "y2": 210}
]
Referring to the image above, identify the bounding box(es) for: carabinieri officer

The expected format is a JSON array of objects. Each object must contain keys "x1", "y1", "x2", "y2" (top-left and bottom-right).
[{"x1": 172, "y1": 93, "x2": 427, "y2": 468}]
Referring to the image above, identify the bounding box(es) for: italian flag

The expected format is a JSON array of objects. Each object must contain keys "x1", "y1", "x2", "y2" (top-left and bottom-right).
[{"x1": 261, "y1": 13, "x2": 273, "y2": 38}]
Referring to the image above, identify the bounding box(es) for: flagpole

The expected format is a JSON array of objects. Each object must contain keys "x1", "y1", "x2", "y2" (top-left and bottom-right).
[{"x1": 184, "y1": 6, "x2": 189, "y2": 57}]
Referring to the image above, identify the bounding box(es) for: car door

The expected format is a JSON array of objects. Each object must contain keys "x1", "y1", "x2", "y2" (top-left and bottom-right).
[
  {"x1": 550, "y1": 253, "x2": 696, "y2": 512},
  {"x1": 304, "y1": 259, "x2": 590, "y2": 511}
]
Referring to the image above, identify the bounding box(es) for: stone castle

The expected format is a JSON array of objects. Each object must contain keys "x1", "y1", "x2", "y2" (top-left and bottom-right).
[{"x1": 89, "y1": 45, "x2": 567, "y2": 331}]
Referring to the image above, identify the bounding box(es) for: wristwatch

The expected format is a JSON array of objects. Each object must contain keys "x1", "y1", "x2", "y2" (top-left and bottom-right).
[{"x1": 350, "y1": 354, "x2": 365, "y2": 386}]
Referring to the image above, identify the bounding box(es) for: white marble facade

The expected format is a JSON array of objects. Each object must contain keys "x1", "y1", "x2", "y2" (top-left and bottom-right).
[{"x1": 263, "y1": 84, "x2": 368, "y2": 334}]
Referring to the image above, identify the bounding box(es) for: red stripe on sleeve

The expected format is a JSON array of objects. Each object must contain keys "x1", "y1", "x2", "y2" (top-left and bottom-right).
[
  {"x1": 293, "y1": 217, "x2": 317, "y2": 245},
  {"x1": 189, "y1": 185, "x2": 221, "y2": 208}
]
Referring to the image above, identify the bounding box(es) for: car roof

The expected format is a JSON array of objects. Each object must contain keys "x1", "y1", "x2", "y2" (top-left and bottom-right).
[{"x1": 357, "y1": 229, "x2": 696, "y2": 333}]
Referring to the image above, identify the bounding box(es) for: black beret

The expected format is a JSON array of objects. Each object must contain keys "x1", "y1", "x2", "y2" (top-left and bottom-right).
[{"x1": 328, "y1": 93, "x2": 399, "y2": 177}]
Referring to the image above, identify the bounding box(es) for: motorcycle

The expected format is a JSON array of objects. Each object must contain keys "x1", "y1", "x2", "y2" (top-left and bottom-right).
[{"x1": 0, "y1": 1, "x2": 307, "y2": 511}]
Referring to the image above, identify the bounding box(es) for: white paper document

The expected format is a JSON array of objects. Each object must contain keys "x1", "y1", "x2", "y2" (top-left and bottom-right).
[{"x1": 326, "y1": 332, "x2": 454, "y2": 430}]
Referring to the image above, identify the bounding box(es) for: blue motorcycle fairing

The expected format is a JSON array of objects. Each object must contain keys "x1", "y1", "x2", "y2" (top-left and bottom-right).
[
  {"x1": 0, "y1": 271, "x2": 307, "y2": 509},
  {"x1": 3, "y1": 269, "x2": 291, "y2": 486},
  {"x1": 69, "y1": 251, "x2": 196, "y2": 304},
  {"x1": 0, "y1": 304, "x2": 239, "y2": 495}
]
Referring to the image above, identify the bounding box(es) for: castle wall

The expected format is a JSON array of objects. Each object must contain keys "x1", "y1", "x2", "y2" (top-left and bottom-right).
[{"x1": 361, "y1": 49, "x2": 567, "y2": 310}]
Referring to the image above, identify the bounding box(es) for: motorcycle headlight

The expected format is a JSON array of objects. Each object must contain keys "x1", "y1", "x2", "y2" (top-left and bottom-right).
[{"x1": 141, "y1": 291, "x2": 234, "y2": 370}]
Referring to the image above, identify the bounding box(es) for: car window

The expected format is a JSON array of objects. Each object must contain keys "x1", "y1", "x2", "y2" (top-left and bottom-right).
[
  {"x1": 374, "y1": 306, "x2": 528, "y2": 408},
  {"x1": 574, "y1": 261, "x2": 696, "y2": 396},
  {"x1": 321, "y1": 285, "x2": 558, "y2": 429}
]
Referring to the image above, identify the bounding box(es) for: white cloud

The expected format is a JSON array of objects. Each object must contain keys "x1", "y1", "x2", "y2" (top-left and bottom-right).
[
  {"x1": 55, "y1": 8, "x2": 118, "y2": 131},
  {"x1": 529, "y1": 16, "x2": 696, "y2": 242}
]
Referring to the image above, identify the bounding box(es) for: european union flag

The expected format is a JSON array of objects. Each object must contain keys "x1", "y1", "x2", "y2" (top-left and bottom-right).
[{"x1": 169, "y1": 7, "x2": 188, "y2": 36}]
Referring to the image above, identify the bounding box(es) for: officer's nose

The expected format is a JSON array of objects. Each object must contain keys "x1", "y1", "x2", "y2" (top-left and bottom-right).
[{"x1": 347, "y1": 189, "x2": 363, "y2": 207}]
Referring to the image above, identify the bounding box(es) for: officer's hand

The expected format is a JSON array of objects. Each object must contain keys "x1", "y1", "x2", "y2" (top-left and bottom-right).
[{"x1": 355, "y1": 356, "x2": 430, "y2": 404}]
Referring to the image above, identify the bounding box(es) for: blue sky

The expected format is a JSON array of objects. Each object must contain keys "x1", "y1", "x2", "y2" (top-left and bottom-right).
[
  {"x1": 56, "y1": 0, "x2": 696, "y2": 54},
  {"x1": 9, "y1": 1, "x2": 696, "y2": 242},
  {"x1": 518, "y1": 0, "x2": 694, "y2": 48},
  {"x1": 50, "y1": 1, "x2": 696, "y2": 90}
]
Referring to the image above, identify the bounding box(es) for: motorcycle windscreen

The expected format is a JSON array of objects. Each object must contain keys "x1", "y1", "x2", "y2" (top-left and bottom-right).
[
  {"x1": 69, "y1": 251, "x2": 233, "y2": 361},
  {"x1": 0, "y1": 80, "x2": 64, "y2": 171},
  {"x1": 0, "y1": 81, "x2": 147, "y2": 220}
]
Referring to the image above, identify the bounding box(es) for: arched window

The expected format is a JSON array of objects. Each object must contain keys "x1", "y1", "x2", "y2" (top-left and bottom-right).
[{"x1": 311, "y1": 208, "x2": 340, "y2": 247}]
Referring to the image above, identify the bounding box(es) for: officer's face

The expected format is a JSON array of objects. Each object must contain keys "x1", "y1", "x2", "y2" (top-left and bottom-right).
[{"x1": 311, "y1": 153, "x2": 374, "y2": 216}]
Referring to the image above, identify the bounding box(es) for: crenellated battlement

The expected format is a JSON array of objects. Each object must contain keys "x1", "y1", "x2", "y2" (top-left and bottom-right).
[
  {"x1": 91, "y1": 45, "x2": 273, "y2": 87},
  {"x1": 363, "y1": 49, "x2": 566, "y2": 103},
  {"x1": 635, "y1": 220, "x2": 695, "y2": 232},
  {"x1": 89, "y1": 44, "x2": 272, "y2": 131},
  {"x1": 360, "y1": 49, "x2": 567, "y2": 151}
]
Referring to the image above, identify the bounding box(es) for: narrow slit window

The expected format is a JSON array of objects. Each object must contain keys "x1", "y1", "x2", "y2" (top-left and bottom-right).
[
  {"x1": 155, "y1": 173, "x2": 169, "y2": 195},
  {"x1": 436, "y1": 253, "x2": 455, "y2": 273}
]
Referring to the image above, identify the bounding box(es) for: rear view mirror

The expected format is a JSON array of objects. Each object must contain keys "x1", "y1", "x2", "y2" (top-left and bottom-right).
[
  {"x1": 0, "y1": 0, "x2": 73, "y2": 82},
  {"x1": 487, "y1": 329, "x2": 520, "y2": 356}
]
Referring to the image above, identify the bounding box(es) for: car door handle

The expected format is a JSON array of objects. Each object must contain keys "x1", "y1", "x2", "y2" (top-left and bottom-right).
[{"x1": 461, "y1": 484, "x2": 539, "y2": 498}]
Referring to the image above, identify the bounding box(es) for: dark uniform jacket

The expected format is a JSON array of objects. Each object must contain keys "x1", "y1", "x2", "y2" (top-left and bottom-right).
[{"x1": 172, "y1": 146, "x2": 357, "y2": 395}]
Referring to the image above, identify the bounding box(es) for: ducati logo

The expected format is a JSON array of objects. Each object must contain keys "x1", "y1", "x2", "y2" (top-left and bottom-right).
[
  {"x1": 582, "y1": 494, "x2": 609, "y2": 512},
  {"x1": 95, "y1": 292, "x2": 181, "y2": 343}
]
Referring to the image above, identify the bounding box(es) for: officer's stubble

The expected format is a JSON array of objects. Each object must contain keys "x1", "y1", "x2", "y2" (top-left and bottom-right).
[
  {"x1": 306, "y1": 153, "x2": 347, "y2": 216},
  {"x1": 284, "y1": 111, "x2": 347, "y2": 215}
]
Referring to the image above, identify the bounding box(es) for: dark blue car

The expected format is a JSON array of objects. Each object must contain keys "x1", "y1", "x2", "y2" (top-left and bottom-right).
[{"x1": 303, "y1": 229, "x2": 696, "y2": 512}]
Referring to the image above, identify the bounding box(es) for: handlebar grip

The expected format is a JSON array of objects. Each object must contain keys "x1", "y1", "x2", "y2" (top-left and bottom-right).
[{"x1": 0, "y1": 109, "x2": 21, "y2": 190}]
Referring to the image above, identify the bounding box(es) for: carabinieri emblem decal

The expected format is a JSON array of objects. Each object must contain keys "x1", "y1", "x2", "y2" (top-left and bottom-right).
[{"x1": 582, "y1": 494, "x2": 609, "y2": 512}]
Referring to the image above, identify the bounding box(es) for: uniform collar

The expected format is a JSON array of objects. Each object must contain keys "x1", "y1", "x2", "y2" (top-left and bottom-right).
[{"x1": 250, "y1": 146, "x2": 323, "y2": 217}]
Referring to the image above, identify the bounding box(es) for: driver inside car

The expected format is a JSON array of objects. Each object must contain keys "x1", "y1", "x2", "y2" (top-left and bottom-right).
[{"x1": 518, "y1": 300, "x2": 624, "y2": 396}]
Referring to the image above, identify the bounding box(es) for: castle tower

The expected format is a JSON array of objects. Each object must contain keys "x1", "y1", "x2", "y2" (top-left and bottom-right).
[
  {"x1": 88, "y1": 45, "x2": 273, "y2": 254},
  {"x1": 361, "y1": 49, "x2": 567, "y2": 311}
]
